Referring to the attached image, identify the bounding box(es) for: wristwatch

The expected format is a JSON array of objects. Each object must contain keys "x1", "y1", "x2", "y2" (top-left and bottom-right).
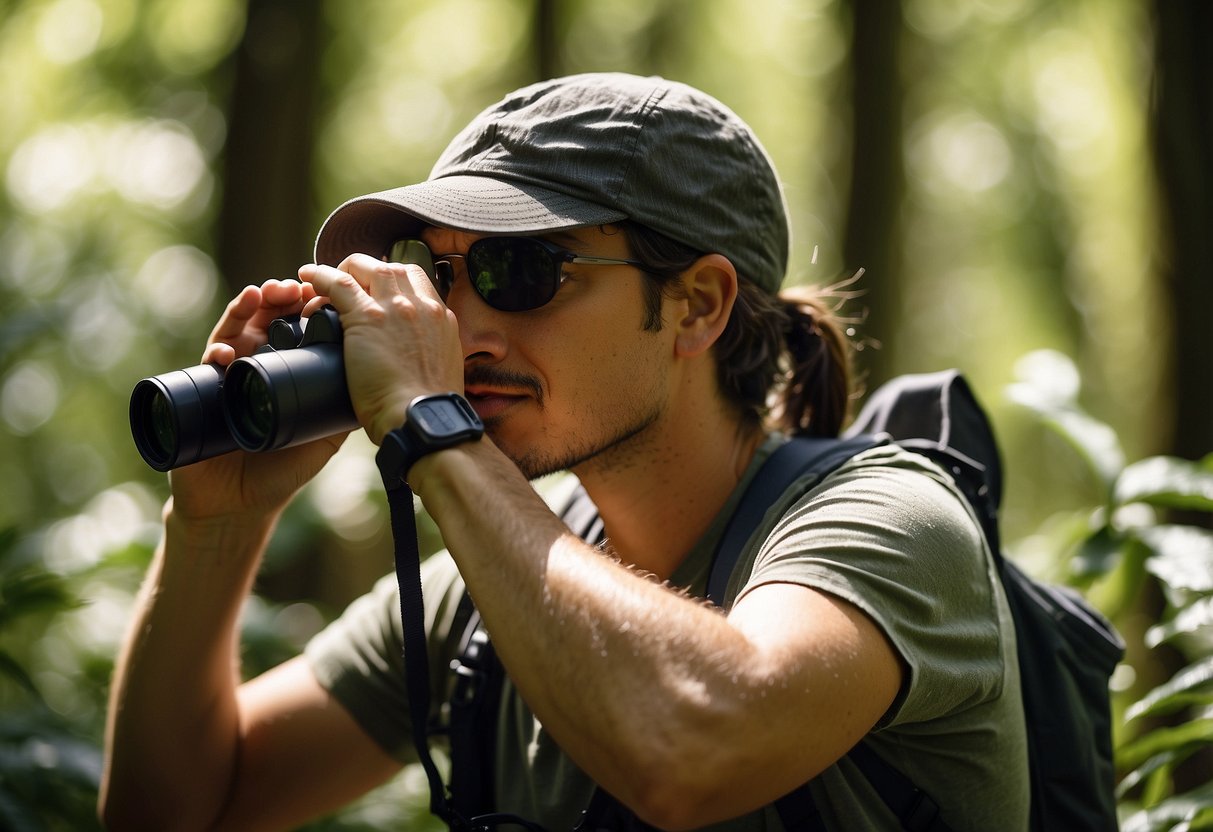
[{"x1": 376, "y1": 392, "x2": 485, "y2": 488}]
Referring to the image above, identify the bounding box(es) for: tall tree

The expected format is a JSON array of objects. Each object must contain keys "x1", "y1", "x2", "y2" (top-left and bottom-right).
[
  {"x1": 534, "y1": 0, "x2": 560, "y2": 81},
  {"x1": 217, "y1": 0, "x2": 326, "y2": 293},
  {"x1": 1150, "y1": 0, "x2": 1213, "y2": 468},
  {"x1": 841, "y1": 0, "x2": 905, "y2": 385},
  {"x1": 1143, "y1": 0, "x2": 1213, "y2": 794}
]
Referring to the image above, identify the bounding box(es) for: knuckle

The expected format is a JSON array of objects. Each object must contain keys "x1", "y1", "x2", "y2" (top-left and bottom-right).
[{"x1": 333, "y1": 272, "x2": 362, "y2": 292}]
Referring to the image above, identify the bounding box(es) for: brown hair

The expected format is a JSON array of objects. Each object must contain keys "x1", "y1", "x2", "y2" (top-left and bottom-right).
[{"x1": 618, "y1": 222, "x2": 858, "y2": 437}]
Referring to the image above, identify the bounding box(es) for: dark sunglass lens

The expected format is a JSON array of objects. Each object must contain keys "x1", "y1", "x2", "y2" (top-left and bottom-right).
[
  {"x1": 434, "y1": 261, "x2": 455, "y2": 298},
  {"x1": 469, "y1": 239, "x2": 558, "y2": 312}
]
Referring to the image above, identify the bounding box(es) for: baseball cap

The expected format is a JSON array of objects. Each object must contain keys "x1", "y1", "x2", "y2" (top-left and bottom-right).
[{"x1": 314, "y1": 72, "x2": 790, "y2": 294}]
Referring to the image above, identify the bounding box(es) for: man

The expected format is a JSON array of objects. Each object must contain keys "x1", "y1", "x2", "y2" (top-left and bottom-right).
[{"x1": 100, "y1": 73, "x2": 1028, "y2": 830}]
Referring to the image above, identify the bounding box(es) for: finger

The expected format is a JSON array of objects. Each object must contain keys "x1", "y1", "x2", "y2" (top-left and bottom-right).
[
  {"x1": 337, "y1": 253, "x2": 413, "y2": 301},
  {"x1": 301, "y1": 295, "x2": 332, "y2": 318},
  {"x1": 259, "y1": 278, "x2": 308, "y2": 309},
  {"x1": 207, "y1": 285, "x2": 263, "y2": 345},
  {"x1": 201, "y1": 342, "x2": 237, "y2": 367},
  {"x1": 298, "y1": 262, "x2": 372, "y2": 310}
]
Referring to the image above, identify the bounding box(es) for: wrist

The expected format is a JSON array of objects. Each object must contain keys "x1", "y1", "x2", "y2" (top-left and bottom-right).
[
  {"x1": 163, "y1": 498, "x2": 280, "y2": 548},
  {"x1": 376, "y1": 393, "x2": 484, "y2": 489}
]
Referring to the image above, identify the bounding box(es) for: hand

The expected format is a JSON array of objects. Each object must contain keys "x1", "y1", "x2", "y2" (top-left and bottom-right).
[
  {"x1": 168, "y1": 280, "x2": 349, "y2": 523},
  {"x1": 298, "y1": 255, "x2": 465, "y2": 445}
]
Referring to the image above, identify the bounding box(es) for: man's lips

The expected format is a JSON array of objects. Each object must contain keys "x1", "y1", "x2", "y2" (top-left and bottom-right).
[
  {"x1": 463, "y1": 367, "x2": 543, "y2": 422},
  {"x1": 464, "y1": 387, "x2": 531, "y2": 421}
]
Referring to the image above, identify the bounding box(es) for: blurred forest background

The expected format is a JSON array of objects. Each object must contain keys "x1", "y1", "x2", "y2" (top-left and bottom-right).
[{"x1": 1, "y1": 0, "x2": 1211, "y2": 829}]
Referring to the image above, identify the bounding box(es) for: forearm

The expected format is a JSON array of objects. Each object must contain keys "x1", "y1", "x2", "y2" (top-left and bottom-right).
[
  {"x1": 100, "y1": 501, "x2": 278, "y2": 831},
  {"x1": 410, "y1": 444, "x2": 786, "y2": 822}
]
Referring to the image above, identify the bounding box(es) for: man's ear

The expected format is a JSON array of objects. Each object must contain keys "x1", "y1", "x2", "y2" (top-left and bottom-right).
[{"x1": 673, "y1": 254, "x2": 738, "y2": 358}]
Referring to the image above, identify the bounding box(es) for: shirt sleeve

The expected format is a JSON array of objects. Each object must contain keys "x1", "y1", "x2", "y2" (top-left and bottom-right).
[{"x1": 737, "y1": 448, "x2": 1008, "y2": 727}]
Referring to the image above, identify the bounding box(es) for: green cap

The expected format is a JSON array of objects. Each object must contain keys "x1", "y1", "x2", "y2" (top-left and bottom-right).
[{"x1": 315, "y1": 72, "x2": 790, "y2": 294}]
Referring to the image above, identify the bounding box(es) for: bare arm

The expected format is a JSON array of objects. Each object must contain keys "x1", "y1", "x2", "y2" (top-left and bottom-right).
[
  {"x1": 100, "y1": 280, "x2": 395, "y2": 830},
  {"x1": 409, "y1": 442, "x2": 903, "y2": 830}
]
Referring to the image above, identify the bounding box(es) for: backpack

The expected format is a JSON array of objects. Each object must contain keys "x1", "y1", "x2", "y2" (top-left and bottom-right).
[{"x1": 387, "y1": 370, "x2": 1125, "y2": 831}]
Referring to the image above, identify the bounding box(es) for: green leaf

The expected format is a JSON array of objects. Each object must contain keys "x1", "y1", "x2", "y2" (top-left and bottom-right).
[
  {"x1": 0, "y1": 568, "x2": 80, "y2": 628},
  {"x1": 1006, "y1": 351, "x2": 1125, "y2": 489},
  {"x1": 1117, "y1": 748, "x2": 1190, "y2": 799},
  {"x1": 1118, "y1": 719, "x2": 1213, "y2": 771},
  {"x1": 1071, "y1": 525, "x2": 1127, "y2": 581},
  {"x1": 1116, "y1": 457, "x2": 1213, "y2": 513},
  {"x1": 1120, "y1": 783, "x2": 1213, "y2": 832},
  {"x1": 1126, "y1": 658, "x2": 1213, "y2": 723},
  {"x1": 1139, "y1": 526, "x2": 1213, "y2": 593},
  {"x1": 1148, "y1": 597, "x2": 1213, "y2": 647},
  {"x1": 0, "y1": 650, "x2": 40, "y2": 698}
]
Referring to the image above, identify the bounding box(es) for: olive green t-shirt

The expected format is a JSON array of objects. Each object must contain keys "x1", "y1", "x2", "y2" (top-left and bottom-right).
[{"x1": 305, "y1": 442, "x2": 1029, "y2": 830}]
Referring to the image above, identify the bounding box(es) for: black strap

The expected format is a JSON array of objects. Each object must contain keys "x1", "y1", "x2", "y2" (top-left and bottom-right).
[
  {"x1": 383, "y1": 477, "x2": 547, "y2": 832},
  {"x1": 383, "y1": 478, "x2": 460, "y2": 827},
  {"x1": 706, "y1": 435, "x2": 882, "y2": 606},
  {"x1": 848, "y1": 745, "x2": 951, "y2": 832},
  {"x1": 448, "y1": 607, "x2": 503, "y2": 816}
]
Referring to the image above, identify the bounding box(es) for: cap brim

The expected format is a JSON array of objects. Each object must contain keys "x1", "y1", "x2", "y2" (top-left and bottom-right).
[{"x1": 313, "y1": 175, "x2": 628, "y2": 265}]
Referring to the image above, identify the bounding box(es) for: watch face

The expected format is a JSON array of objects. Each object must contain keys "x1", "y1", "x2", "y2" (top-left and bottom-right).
[{"x1": 411, "y1": 395, "x2": 482, "y2": 439}]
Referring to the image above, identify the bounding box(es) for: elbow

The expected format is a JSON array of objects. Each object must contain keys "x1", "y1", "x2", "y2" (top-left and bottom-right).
[
  {"x1": 615, "y1": 741, "x2": 742, "y2": 831},
  {"x1": 625, "y1": 770, "x2": 727, "y2": 831}
]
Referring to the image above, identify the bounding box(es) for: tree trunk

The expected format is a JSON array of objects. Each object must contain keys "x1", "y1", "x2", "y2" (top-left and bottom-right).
[
  {"x1": 217, "y1": 0, "x2": 325, "y2": 294},
  {"x1": 533, "y1": 0, "x2": 560, "y2": 81},
  {"x1": 1151, "y1": 0, "x2": 1213, "y2": 467},
  {"x1": 842, "y1": 0, "x2": 905, "y2": 385},
  {"x1": 1148, "y1": 0, "x2": 1213, "y2": 794}
]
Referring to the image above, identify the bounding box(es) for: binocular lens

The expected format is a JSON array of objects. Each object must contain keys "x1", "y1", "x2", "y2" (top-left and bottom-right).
[
  {"x1": 129, "y1": 364, "x2": 236, "y2": 472},
  {"x1": 229, "y1": 365, "x2": 276, "y2": 448},
  {"x1": 130, "y1": 384, "x2": 177, "y2": 469},
  {"x1": 130, "y1": 309, "x2": 356, "y2": 471},
  {"x1": 146, "y1": 389, "x2": 177, "y2": 461},
  {"x1": 222, "y1": 344, "x2": 356, "y2": 453}
]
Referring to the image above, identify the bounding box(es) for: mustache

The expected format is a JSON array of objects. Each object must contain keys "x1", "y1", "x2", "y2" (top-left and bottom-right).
[{"x1": 464, "y1": 365, "x2": 544, "y2": 403}]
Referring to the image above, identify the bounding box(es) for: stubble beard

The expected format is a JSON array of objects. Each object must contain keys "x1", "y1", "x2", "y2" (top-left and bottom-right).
[{"x1": 489, "y1": 398, "x2": 667, "y2": 482}]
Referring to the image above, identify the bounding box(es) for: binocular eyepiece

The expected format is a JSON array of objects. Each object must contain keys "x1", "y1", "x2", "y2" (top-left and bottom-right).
[{"x1": 129, "y1": 306, "x2": 357, "y2": 472}]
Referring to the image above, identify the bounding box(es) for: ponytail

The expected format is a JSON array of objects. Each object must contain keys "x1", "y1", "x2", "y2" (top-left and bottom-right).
[
  {"x1": 770, "y1": 285, "x2": 856, "y2": 437},
  {"x1": 617, "y1": 221, "x2": 860, "y2": 437},
  {"x1": 713, "y1": 280, "x2": 858, "y2": 438}
]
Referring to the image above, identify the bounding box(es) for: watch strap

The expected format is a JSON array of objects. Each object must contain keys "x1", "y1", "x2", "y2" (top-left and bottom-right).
[{"x1": 375, "y1": 392, "x2": 483, "y2": 489}]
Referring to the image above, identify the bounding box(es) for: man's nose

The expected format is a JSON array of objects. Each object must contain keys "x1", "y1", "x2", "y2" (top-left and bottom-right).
[{"x1": 445, "y1": 271, "x2": 509, "y2": 364}]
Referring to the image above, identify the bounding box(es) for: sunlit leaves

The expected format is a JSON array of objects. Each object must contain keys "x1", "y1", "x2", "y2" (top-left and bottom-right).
[
  {"x1": 1008, "y1": 349, "x2": 1126, "y2": 492},
  {"x1": 1125, "y1": 658, "x2": 1213, "y2": 724},
  {"x1": 1116, "y1": 456, "x2": 1213, "y2": 514},
  {"x1": 1139, "y1": 526, "x2": 1213, "y2": 594},
  {"x1": 1007, "y1": 348, "x2": 1213, "y2": 824}
]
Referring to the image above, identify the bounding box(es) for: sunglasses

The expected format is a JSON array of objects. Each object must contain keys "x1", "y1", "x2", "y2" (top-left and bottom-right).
[{"x1": 389, "y1": 236, "x2": 648, "y2": 312}]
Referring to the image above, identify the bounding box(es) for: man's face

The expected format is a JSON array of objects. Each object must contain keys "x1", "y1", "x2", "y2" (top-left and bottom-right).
[{"x1": 419, "y1": 224, "x2": 677, "y2": 480}]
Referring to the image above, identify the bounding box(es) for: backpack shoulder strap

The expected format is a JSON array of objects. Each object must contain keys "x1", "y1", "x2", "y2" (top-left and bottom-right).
[
  {"x1": 447, "y1": 599, "x2": 504, "y2": 817},
  {"x1": 706, "y1": 435, "x2": 882, "y2": 607},
  {"x1": 701, "y1": 433, "x2": 957, "y2": 832}
]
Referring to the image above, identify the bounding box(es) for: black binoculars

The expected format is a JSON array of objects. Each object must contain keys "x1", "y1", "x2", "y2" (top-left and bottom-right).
[{"x1": 129, "y1": 306, "x2": 357, "y2": 472}]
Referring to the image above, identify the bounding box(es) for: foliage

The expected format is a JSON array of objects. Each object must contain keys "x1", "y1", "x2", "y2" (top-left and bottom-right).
[
  {"x1": 0, "y1": 526, "x2": 101, "y2": 831},
  {"x1": 0, "y1": 0, "x2": 1198, "y2": 828},
  {"x1": 1008, "y1": 350, "x2": 1213, "y2": 832}
]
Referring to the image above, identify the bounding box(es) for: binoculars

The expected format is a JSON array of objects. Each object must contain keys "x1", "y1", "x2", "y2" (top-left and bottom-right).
[{"x1": 129, "y1": 306, "x2": 357, "y2": 472}]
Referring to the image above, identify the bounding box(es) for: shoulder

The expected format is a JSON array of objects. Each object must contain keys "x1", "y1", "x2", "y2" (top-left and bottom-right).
[
  {"x1": 743, "y1": 444, "x2": 1012, "y2": 721},
  {"x1": 757, "y1": 444, "x2": 989, "y2": 582}
]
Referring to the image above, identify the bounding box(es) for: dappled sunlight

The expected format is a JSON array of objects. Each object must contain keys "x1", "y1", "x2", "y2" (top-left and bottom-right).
[{"x1": 0, "y1": 0, "x2": 1202, "y2": 828}]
